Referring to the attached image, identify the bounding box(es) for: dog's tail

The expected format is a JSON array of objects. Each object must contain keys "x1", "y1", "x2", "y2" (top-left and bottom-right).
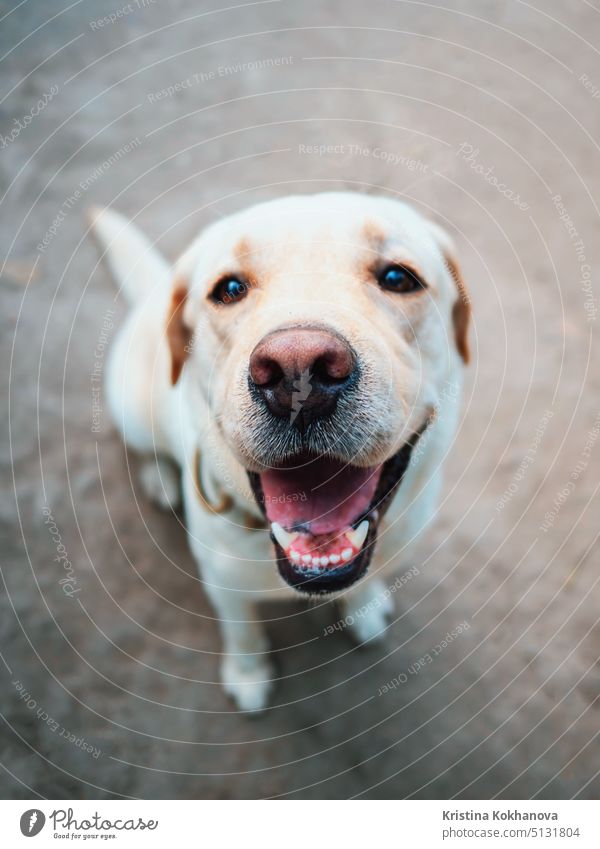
[{"x1": 87, "y1": 206, "x2": 170, "y2": 305}]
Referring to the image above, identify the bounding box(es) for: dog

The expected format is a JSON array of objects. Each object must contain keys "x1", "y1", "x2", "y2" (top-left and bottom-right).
[{"x1": 89, "y1": 192, "x2": 470, "y2": 711}]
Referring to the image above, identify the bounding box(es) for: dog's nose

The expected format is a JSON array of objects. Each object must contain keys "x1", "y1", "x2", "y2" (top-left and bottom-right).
[{"x1": 249, "y1": 327, "x2": 356, "y2": 426}]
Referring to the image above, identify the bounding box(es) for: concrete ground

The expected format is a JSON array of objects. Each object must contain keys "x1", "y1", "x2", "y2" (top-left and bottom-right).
[{"x1": 1, "y1": 0, "x2": 599, "y2": 799}]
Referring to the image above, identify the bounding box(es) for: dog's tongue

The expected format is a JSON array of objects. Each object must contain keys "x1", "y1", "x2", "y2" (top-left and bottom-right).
[{"x1": 260, "y1": 456, "x2": 381, "y2": 534}]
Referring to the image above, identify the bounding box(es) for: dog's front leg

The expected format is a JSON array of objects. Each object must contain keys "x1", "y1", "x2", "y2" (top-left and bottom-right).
[{"x1": 202, "y1": 578, "x2": 275, "y2": 713}]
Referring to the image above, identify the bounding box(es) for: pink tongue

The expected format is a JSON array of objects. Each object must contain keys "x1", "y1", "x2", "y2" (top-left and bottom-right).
[{"x1": 260, "y1": 456, "x2": 381, "y2": 534}]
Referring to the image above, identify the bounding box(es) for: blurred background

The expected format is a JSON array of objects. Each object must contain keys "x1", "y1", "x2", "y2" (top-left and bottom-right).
[{"x1": 1, "y1": 0, "x2": 599, "y2": 799}]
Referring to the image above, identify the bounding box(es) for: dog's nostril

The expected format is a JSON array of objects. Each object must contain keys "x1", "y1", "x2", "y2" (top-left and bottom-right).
[
  {"x1": 250, "y1": 355, "x2": 283, "y2": 387},
  {"x1": 313, "y1": 354, "x2": 350, "y2": 385}
]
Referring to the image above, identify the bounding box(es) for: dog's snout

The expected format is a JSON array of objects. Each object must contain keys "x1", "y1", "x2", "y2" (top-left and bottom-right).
[{"x1": 249, "y1": 327, "x2": 355, "y2": 426}]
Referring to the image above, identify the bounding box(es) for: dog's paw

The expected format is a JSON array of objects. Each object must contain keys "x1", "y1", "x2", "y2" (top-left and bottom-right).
[
  {"x1": 347, "y1": 605, "x2": 390, "y2": 644},
  {"x1": 342, "y1": 578, "x2": 394, "y2": 646},
  {"x1": 221, "y1": 655, "x2": 275, "y2": 713},
  {"x1": 139, "y1": 458, "x2": 180, "y2": 510}
]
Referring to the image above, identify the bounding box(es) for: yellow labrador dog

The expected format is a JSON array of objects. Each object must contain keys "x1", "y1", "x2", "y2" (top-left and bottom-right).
[{"x1": 90, "y1": 193, "x2": 470, "y2": 711}]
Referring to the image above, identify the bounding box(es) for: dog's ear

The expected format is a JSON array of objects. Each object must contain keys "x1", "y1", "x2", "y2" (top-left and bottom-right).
[
  {"x1": 166, "y1": 279, "x2": 193, "y2": 385},
  {"x1": 428, "y1": 221, "x2": 471, "y2": 365},
  {"x1": 448, "y1": 258, "x2": 471, "y2": 365}
]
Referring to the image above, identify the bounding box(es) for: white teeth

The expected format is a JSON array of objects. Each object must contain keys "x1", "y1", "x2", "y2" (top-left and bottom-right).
[
  {"x1": 275, "y1": 519, "x2": 369, "y2": 571},
  {"x1": 346, "y1": 520, "x2": 369, "y2": 550},
  {"x1": 271, "y1": 522, "x2": 298, "y2": 550}
]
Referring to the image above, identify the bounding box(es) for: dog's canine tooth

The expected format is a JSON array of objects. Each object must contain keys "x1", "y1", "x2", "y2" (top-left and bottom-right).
[
  {"x1": 346, "y1": 520, "x2": 369, "y2": 550},
  {"x1": 271, "y1": 522, "x2": 298, "y2": 550},
  {"x1": 341, "y1": 548, "x2": 353, "y2": 561}
]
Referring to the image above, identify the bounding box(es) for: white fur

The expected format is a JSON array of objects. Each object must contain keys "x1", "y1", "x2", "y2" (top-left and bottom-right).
[{"x1": 92, "y1": 194, "x2": 466, "y2": 711}]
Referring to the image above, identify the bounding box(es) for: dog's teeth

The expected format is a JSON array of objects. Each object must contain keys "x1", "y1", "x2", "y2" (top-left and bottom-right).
[
  {"x1": 302, "y1": 554, "x2": 312, "y2": 564},
  {"x1": 347, "y1": 520, "x2": 369, "y2": 550},
  {"x1": 320, "y1": 556, "x2": 329, "y2": 566},
  {"x1": 271, "y1": 522, "x2": 298, "y2": 550},
  {"x1": 312, "y1": 557, "x2": 320, "y2": 566},
  {"x1": 341, "y1": 548, "x2": 353, "y2": 562},
  {"x1": 329, "y1": 553, "x2": 340, "y2": 565},
  {"x1": 290, "y1": 550, "x2": 301, "y2": 562}
]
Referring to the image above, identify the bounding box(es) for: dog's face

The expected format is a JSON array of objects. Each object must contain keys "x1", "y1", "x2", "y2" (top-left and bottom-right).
[{"x1": 168, "y1": 193, "x2": 469, "y2": 593}]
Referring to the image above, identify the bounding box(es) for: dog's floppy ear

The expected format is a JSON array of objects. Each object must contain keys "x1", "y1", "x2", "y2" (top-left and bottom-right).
[
  {"x1": 166, "y1": 279, "x2": 193, "y2": 385},
  {"x1": 428, "y1": 221, "x2": 471, "y2": 365}
]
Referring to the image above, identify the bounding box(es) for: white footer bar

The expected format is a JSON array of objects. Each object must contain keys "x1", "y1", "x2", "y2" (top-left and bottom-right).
[{"x1": 0, "y1": 800, "x2": 598, "y2": 848}]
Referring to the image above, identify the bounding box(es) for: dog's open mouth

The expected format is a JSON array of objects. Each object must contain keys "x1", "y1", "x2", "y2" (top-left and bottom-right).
[{"x1": 248, "y1": 418, "x2": 430, "y2": 594}]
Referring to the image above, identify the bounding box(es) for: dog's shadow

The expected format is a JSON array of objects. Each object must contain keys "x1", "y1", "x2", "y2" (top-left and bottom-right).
[{"x1": 260, "y1": 596, "x2": 425, "y2": 717}]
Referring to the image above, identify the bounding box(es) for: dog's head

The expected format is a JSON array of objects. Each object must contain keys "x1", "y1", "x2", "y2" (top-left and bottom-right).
[{"x1": 167, "y1": 192, "x2": 470, "y2": 593}]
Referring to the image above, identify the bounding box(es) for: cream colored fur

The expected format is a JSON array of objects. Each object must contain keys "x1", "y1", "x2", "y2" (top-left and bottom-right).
[{"x1": 90, "y1": 193, "x2": 467, "y2": 711}]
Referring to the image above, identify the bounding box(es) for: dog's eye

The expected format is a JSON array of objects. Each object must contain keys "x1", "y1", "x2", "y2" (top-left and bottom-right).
[
  {"x1": 210, "y1": 275, "x2": 249, "y2": 305},
  {"x1": 378, "y1": 264, "x2": 425, "y2": 294}
]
